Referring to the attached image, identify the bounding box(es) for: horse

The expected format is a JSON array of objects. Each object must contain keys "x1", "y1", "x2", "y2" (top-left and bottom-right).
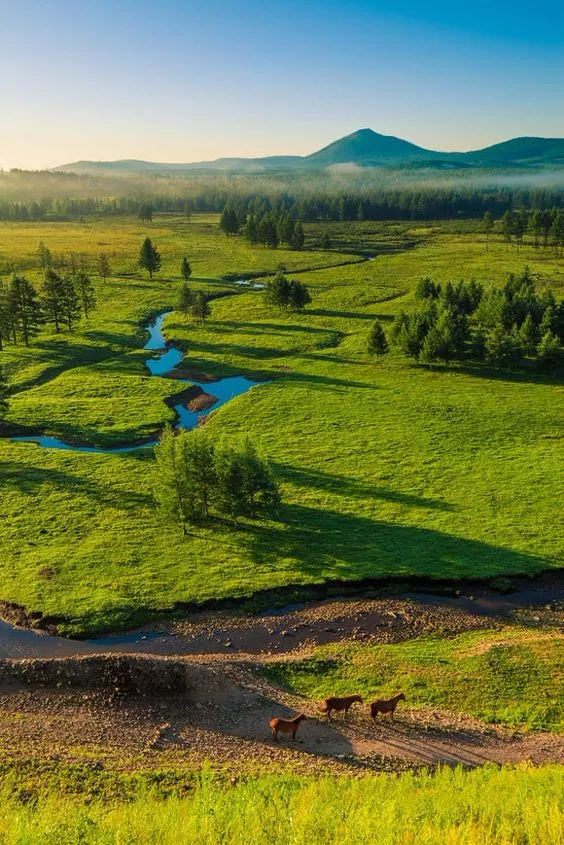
[
  {"x1": 269, "y1": 712, "x2": 307, "y2": 743},
  {"x1": 320, "y1": 694, "x2": 363, "y2": 720},
  {"x1": 370, "y1": 692, "x2": 406, "y2": 722}
]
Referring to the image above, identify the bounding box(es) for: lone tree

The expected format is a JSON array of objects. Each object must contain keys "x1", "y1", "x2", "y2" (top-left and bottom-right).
[
  {"x1": 367, "y1": 319, "x2": 389, "y2": 362},
  {"x1": 181, "y1": 256, "x2": 192, "y2": 281},
  {"x1": 178, "y1": 282, "x2": 193, "y2": 315},
  {"x1": 139, "y1": 237, "x2": 161, "y2": 279}
]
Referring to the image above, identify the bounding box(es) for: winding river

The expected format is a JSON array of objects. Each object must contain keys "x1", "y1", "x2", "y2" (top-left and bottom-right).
[{"x1": 10, "y1": 310, "x2": 260, "y2": 453}]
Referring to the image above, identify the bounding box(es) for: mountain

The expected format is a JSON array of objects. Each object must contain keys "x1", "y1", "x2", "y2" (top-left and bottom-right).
[
  {"x1": 305, "y1": 128, "x2": 436, "y2": 166},
  {"x1": 53, "y1": 130, "x2": 564, "y2": 174}
]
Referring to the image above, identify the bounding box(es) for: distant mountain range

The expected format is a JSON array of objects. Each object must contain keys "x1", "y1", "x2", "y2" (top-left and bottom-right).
[{"x1": 53, "y1": 128, "x2": 564, "y2": 174}]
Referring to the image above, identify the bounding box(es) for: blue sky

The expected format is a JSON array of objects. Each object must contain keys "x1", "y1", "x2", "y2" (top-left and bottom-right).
[{"x1": 1, "y1": 0, "x2": 563, "y2": 168}]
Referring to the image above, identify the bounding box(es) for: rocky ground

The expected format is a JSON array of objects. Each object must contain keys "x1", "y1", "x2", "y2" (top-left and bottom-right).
[{"x1": 0, "y1": 595, "x2": 562, "y2": 776}]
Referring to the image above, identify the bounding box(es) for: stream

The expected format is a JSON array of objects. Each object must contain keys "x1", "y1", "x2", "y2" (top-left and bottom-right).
[
  {"x1": 10, "y1": 310, "x2": 260, "y2": 453},
  {"x1": 1, "y1": 573, "x2": 561, "y2": 659}
]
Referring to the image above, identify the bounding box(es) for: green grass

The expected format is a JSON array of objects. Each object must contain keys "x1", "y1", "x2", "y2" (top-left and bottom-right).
[
  {"x1": 0, "y1": 216, "x2": 562, "y2": 634},
  {"x1": 265, "y1": 627, "x2": 564, "y2": 732},
  {"x1": 0, "y1": 763, "x2": 562, "y2": 845}
]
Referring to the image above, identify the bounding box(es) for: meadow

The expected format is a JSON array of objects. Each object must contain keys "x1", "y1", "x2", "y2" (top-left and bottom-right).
[
  {"x1": 265, "y1": 626, "x2": 564, "y2": 732},
  {"x1": 0, "y1": 215, "x2": 562, "y2": 634},
  {"x1": 0, "y1": 763, "x2": 562, "y2": 845}
]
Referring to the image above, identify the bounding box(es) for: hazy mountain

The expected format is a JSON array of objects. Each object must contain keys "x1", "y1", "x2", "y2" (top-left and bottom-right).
[{"x1": 53, "y1": 130, "x2": 564, "y2": 174}]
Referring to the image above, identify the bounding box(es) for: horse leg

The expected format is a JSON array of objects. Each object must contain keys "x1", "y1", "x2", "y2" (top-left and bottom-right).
[{"x1": 272, "y1": 728, "x2": 278, "y2": 742}]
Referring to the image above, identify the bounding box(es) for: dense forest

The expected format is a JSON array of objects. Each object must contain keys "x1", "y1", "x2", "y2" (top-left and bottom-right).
[{"x1": 1, "y1": 168, "x2": 564, "y2": 222}]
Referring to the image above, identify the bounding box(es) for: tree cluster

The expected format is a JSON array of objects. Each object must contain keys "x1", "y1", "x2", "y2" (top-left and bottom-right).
[
  {"x1": 219, "y1": 204, "x2": 305, "y2": 250},
  {"x1": 0, "y1": 244, "x2": 97, "y2": 349},
  {"x1": 490, "y1": 208, "x2": 564, "y2": 252},
  {"x1": 391, "y1": 269, "x2": 563, "y2": 373},
  {"x1": 264, "y1": 268, "x2": 311, "y2": 311},
  {"x1": 155, "y1": 428, "x2": 281, "y2": 531},
  {"x1": 177, "y1": 284, "x2": 211, "y2": 322}
]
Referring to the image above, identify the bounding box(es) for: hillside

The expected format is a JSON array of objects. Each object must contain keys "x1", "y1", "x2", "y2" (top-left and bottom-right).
[{"x1": 53, "y1": 128, "x2": 564, "y2": 174}]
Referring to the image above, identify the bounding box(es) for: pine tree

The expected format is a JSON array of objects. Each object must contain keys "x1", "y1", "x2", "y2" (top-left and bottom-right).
[
  {"x1": 214, "y1": 443, "x2": 246, "y2": 521},
  {"x1": 483, "y1": 211, "x2": 494, "y2": 250},
  {"x1": 238, "y1": 438, "x2": 281, "y2": 519},
  {"x1": 290, "y1": 221, "x2": 305, "y2": 250},
  {"x1": 0, "y1": 365, "x2": 8, "y2": 419},
  {"x1": 178, "y1": 282, "x2": 193, "y2": 315},
  {"x1": 191, "y1": 292, "x2": 210, "y2": 322},
  {"x1": 181, "y1": 257, "x2": 192, "y2": 281},
  {"x1": 536, "y1": 331, "x2": 562, "y2": 374},
  {"x1": 154, "y1": 427, "x2": 190, "y2": 534},
  {"x1": 9, "y1": 276, "x2": 43, "y2": 346},
  {"x1": 97, "y1": 252, "x2": 111, "y2": 280},
  {"x1": 519, "y1": 313, "x2": 537, "y2": 356},
  {"x1": 367, "y1": 320, "x2": 389, "y2": 362},
  {"x1": 265, "y1": 269, "x2": 291, "y2": 310},
  {"x1": 61, "y1": 275, "x2": 81, "y2": 331},
  {"x1": 74, "y1": 271, "x2": 96, "y2": 318},
  {"x1": 0, "y1": 280, "x2": 12, "y2": 351},
  {"x1": 37, "y1": 241, "x2": 52, "y2": 279},
  {"x1": 177, "y1": 429, "x2": 217, "y2": 520},
  {"x1": 243, "y1": 214, "x2": 259, "y2": 245},
  {"x1": 42, "y1": 269, "x2": 65, "y2": 332},
  {"x1": 501, "y1": 211, "x2": 515, "y2": 250},
  {"x1": 139, "y1": 237, "x2": 161, "y2": 279},
  {"x1": 219, "y1": 205, "x2": 239, "y2": 236},
  {"x1": 288, "y1": 279, "x2": 311, "y2": 311}
]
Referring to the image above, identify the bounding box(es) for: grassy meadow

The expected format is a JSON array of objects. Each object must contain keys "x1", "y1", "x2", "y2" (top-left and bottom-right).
[
  {"x1": 0, "y1": 763, "x2": 562, "y2": 845},
  {"x1": 0, "y1": 215, "x2": 562, "y2": 633},
  {"x1": 266, "y1": 626, "x2": 564, "y2": 732}
]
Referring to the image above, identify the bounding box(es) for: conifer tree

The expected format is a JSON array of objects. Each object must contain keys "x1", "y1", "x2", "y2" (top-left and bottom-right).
[
  {"x1": 42, "y1": 269, "x2": 65, "y2": 332},
  {"x1": 290, "y1": 221, "x2": 305, "y2": 250},
  {"x1": 139, "y1": 237, "x2": 161, "y2": 279},
  {"x1": 483, "y1": 211, "x2": 494, "y2": 250},
  {"x1": 178, "y1": 282, "x2": 193, "y2": 315},
  {"x1": 74, "y1": 271, "x2": 96, "y2": 318},
  {"x1": 97, "y1": 252, "x2": 111, "y2": 280},
  {"x1": 61, "y1": 275, "x2": 81, "y2": 331},
  {"x1": 181, "y1": 257, "x2": 192, "y2": 281},
  {"x1": 0, "y1": 365, "x2": 8, "y2": 419},
  {"x1": 191, "y1": 291, "x2": 211, "y2": 322},
  {"x1": 367, "y1": 319, "x2": 389, "y2": 362},
  {"x1": 9, "y1": 276, "x2": 43, "y2": 346},
  {"x1": 536, "y1": 331, "x2": 562, "y2": 374}
]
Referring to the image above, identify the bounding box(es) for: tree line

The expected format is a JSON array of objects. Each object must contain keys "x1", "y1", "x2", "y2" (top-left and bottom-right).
[
  {"x1": 5, "y1": 182, "x2": 564, "y2": 225},
  {"x1": 389, "y1": 269, "x2": 563, "y2": 373},
  {"x1": 155, "y1": 428, "x2": 281, "y2": 532}
]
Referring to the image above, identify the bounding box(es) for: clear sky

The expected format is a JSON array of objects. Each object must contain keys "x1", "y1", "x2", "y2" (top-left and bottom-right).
[{"x1": 1, "y1": 0, "x2": 563, "y2": 169}]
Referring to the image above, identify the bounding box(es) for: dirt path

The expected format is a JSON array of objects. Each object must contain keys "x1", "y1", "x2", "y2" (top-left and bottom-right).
[{"x1": 0, "y1": 655, "x2": 562, "y2": 776}]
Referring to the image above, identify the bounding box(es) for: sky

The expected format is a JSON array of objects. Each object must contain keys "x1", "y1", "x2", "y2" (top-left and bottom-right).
[{"x1": 1, "y1": 0, "x2": 563, "y2": 169}]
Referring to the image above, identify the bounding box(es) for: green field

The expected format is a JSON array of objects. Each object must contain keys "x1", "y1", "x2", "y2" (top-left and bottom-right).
[
  {"x1": 0, "y1": 763, "x2": 561, "y2": 845},
  {"x1": 0, "y1": 216, "x2": 562, "y2": 634},
  {"x1": 266, "y1": 626, "x2": 564, "y2": 732}
]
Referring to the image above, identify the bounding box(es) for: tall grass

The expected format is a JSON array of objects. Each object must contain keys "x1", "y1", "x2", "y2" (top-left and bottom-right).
[{"x1": 0, "y1": 765, "x2": 561, "y2": 845}]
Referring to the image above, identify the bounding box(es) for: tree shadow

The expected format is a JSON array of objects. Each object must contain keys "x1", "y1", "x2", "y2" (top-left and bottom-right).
[
  {"x1": 244, "y1": 503, "x2": 547, "y2": 582},
  {"x1": 0, "y1": 460, "x2": 154, "y2": 508},
  {"x1": 274, "y1": 464, "x2": 456, "y2": 512}
]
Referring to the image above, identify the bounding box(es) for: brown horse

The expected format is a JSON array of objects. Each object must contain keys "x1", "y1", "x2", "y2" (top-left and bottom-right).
[
  {"x1": 269, "y1": 713, "x2": 307, "y2": 743},
  {"x1": 370, "y1": 692, "x2": 406, "y2": 722},
  {"x1": 320, "y1": 694, "x2": 363, "y2": 720}
]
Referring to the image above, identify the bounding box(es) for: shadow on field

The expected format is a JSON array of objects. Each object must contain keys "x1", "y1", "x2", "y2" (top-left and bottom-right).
[
  {"x1": 274, "y1": 464, "x2": 455, "y2": 512},
  {"x1": 245, "y1": 502, "x2": 546, "y2": 580},
  {"x1": 308, "y1": 308, "x2": 376, "y2": 321},
  {"x1": 0, "y1": 460, "x2": 153, "y2": 508}
]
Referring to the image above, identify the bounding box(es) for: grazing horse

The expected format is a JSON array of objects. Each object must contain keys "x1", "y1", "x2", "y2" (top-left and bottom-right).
[
  {"x1": 269, "y1": 712, "x2": 307, "y2": 743},
  {"x1": 320, "y1": 694, "x2": 363, "y2": 720},
  {"x1": 370, "y1": 692, "x2": 406, "y2": 722}
]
